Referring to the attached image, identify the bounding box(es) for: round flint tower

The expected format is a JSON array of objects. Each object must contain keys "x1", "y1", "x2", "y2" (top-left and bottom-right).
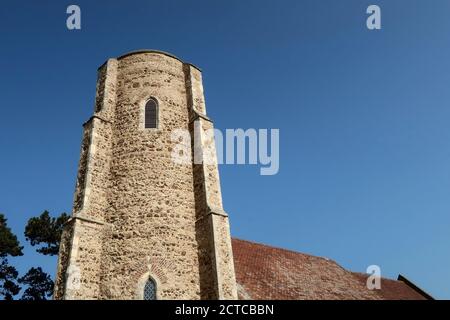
[{"x1": 54, "y1": 50, "x2": 237, "y2": 300}]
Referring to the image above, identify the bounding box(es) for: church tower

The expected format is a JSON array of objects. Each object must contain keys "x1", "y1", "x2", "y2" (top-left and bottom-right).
[{"x1": 54, "y1": 50, "x2": 238, "y2": 300}]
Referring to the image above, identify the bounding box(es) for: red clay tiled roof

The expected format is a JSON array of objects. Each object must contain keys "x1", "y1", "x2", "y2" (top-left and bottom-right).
[{"x1": 232, "y1": 238, "x2": 429, "y2": 300}]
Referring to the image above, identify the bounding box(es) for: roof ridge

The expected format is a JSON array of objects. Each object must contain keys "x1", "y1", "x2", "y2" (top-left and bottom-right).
[
  {"x1": 231, "y1": 237, "x2": 336, "y2": 263},
  {"x1": 352, "y1": 271, "x2": 408, "y2": 283}
]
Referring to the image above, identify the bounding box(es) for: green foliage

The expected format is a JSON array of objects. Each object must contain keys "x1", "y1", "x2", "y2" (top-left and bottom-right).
[
  {"x1": 0, "y1": 258, "x2": 21, "y2": 300},
  {"x1": 24, "y1": 211, "x2": 69, "y2": 256},
  {"x1": 0, "y1": 211, "x2": 68, "y2": 300},
  {"x1": 18, "y1": 267, "x2": 54, "y2": 300},
  {"x1": 0, "y1": 213, "x2": 23, "y2": 300},
  {"x1": 0, "y1": 213, "x2": 23, "y2": 258}
]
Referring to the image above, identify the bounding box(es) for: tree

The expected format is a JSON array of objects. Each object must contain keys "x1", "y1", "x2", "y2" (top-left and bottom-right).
[
  {"x1": 0, "y1": 213, "x2": 23, "y2": 300},
  {"x1": 18, "y1": 267, "x2": 54, "y2": 300},
  {"x1": 0, "y1": 259, "x2": 21, "y2": 300},
  {"x1": 24, "y1": 211, "x2": 69, "y2": 256},
  {"x1": 0, "y1": 211, "x2": 68, "y2": 300},
  {"x1": 19, "y1": 211, "x2": 69, "y2": 300},
  {"x1": 0, "y1": 213, "x2": 23, "y2": 258}
]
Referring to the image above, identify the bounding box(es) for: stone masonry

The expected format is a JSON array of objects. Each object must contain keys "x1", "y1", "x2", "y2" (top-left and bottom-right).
[{"x1": 54, "y1": 50, "x2": 238, "y2": 300}]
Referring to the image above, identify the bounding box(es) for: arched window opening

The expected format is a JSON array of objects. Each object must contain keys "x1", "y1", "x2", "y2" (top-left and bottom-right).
[
  {"x1": 143, "y1": 278, "x2": 157, "y2": 300},
  {"x1": 145, "y1": 98, "x2": 158, "y2": 128}
]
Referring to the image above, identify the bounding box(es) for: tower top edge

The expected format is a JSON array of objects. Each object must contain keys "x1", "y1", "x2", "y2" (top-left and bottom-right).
[{"x1": 97, "y1": 49, "x2": 202, "y2": 72}]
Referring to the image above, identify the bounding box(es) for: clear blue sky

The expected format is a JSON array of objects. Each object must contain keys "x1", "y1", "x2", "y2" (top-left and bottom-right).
[{"x1": 0, "y1": 0, "x2": 449, "y2": 299}]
